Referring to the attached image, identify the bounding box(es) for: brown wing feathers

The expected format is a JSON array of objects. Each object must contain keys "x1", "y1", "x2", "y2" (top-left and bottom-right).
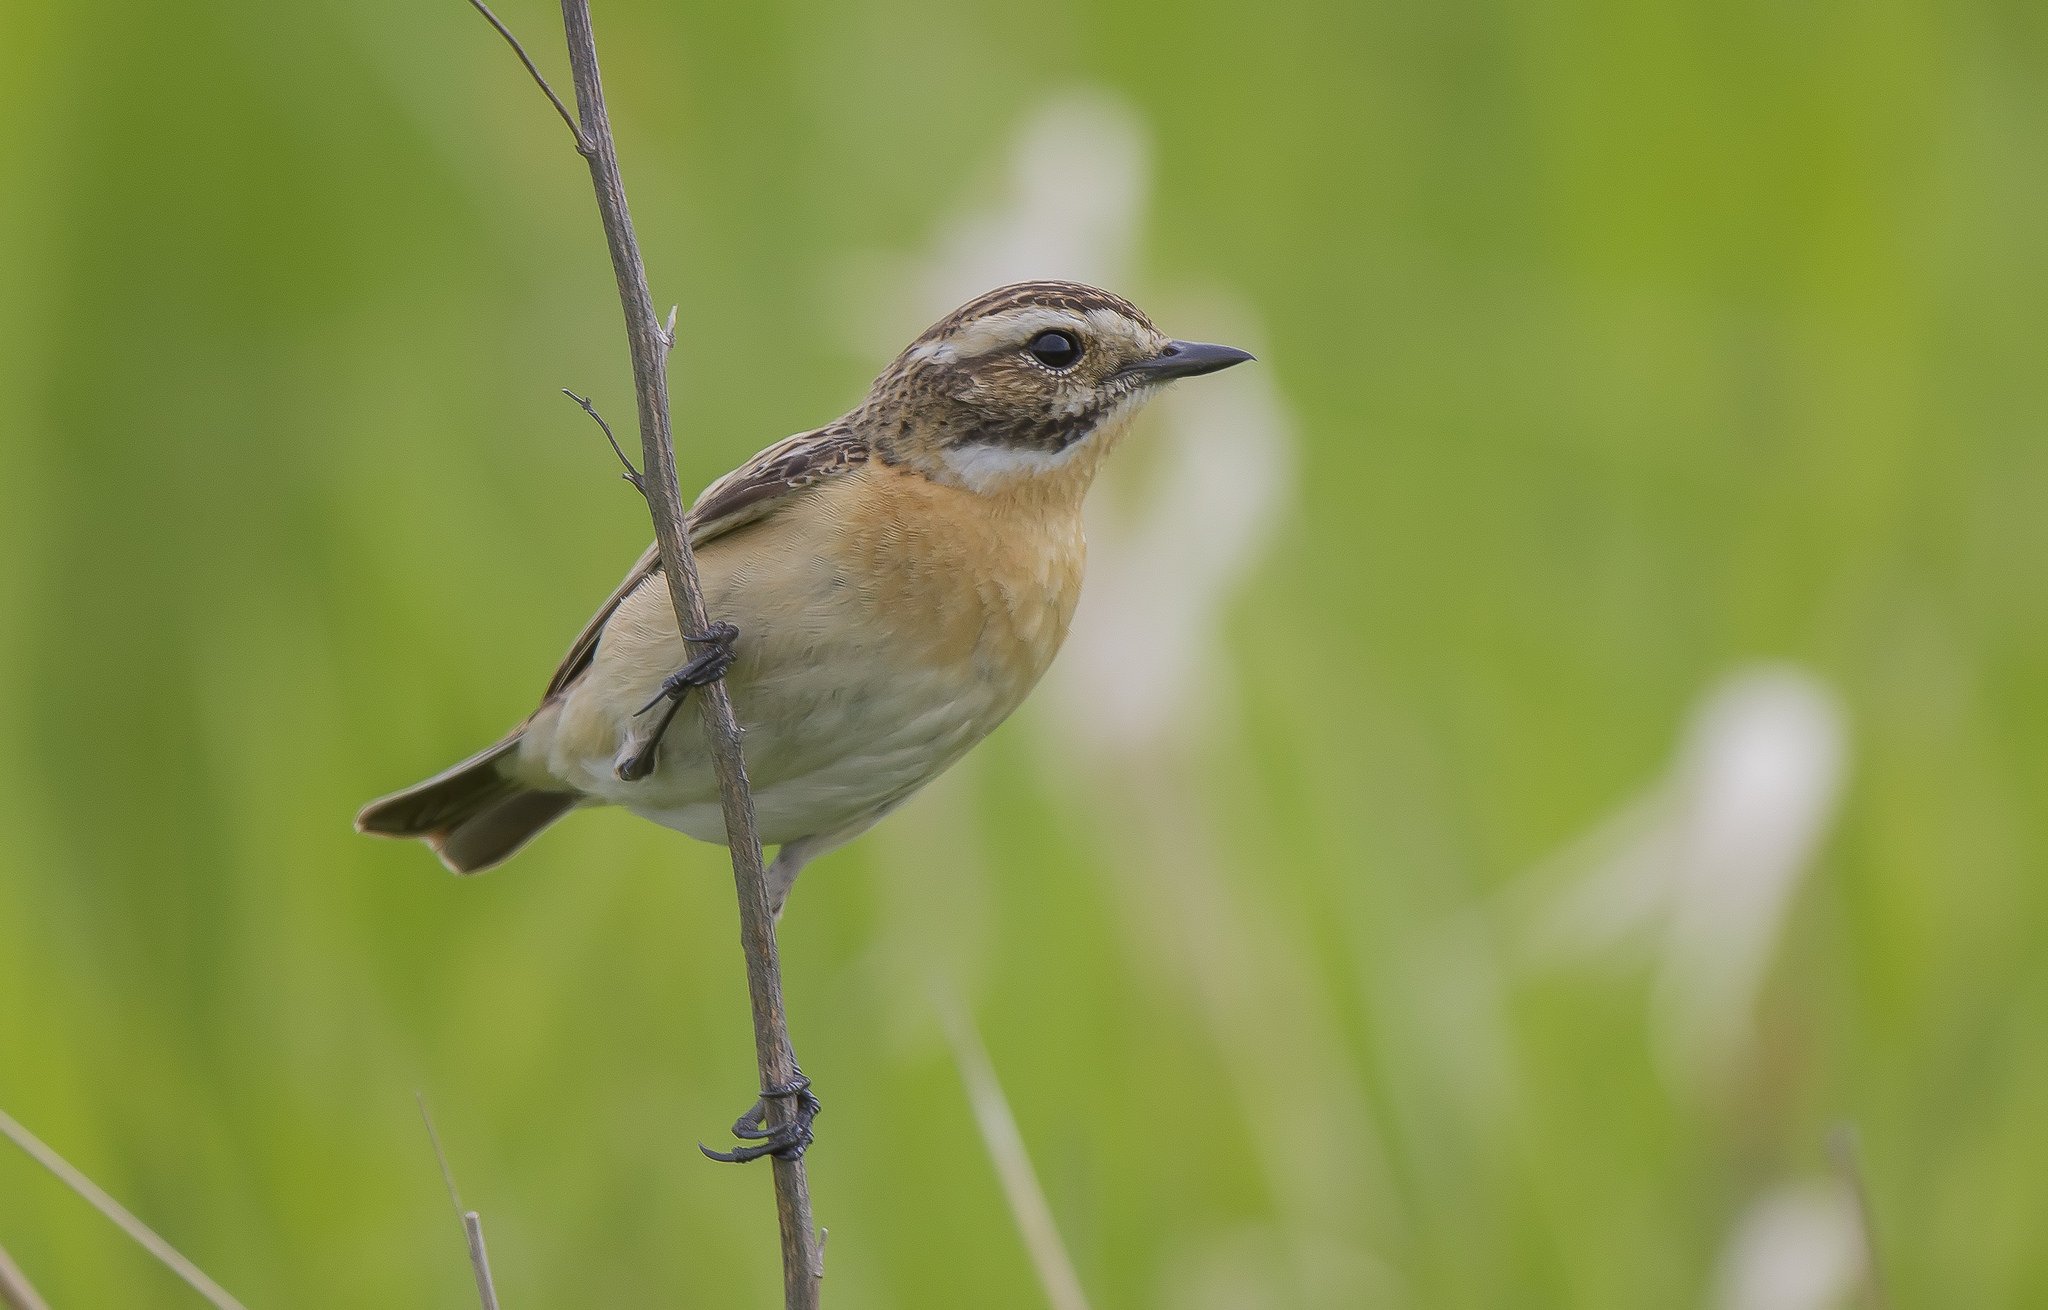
[
  {"x1": 539, "y1": 423, "x2": 868, "y2": 706},
  {"x1": 685, "y1": 423, "x2": 868, "y2": 545}
]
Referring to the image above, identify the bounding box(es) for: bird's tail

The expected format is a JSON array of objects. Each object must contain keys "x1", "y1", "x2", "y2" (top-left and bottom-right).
[{"x1": 355, "y1": 731, "x2": 578, "y2": 874}]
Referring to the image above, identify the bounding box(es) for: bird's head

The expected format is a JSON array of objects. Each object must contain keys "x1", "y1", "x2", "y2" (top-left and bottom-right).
[{"x1": 860, "y1": 281, "x2": 1253, "y2": 495}]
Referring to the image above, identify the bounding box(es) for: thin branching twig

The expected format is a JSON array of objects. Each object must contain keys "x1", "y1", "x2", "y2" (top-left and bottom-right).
[
  {"x1": 0, "y1": 1106, "x2": 247, "y2": 1310},
  {"x1": 562, "y1": 388, "x2": 644, "y2": 492},
  {"x1": 463, "y1": 0, "x2": 586, "y2": 151},
  {"x1": 417, "y1": 1095, "x2": 501, "y2": 1310},
  {"x1": 0, "y1": 1240, "x2": 51, "y2": 1310},
  {"x1": 938, "y1": 996, "x2": 1092, "y2": 1310},
  {"x1": 466, "y1": 2, "x2": 823, "y2": 1304}
]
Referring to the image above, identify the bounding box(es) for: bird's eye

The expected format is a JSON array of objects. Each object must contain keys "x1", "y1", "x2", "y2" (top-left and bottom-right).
[{"x1": 1027, "y1": 330, "x2": 1083, "y2": 370}]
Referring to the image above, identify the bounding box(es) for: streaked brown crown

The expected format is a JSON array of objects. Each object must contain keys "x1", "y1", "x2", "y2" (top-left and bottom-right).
[{"x1": 918, "y1": 281, "x2": 1157, "y2": 339}]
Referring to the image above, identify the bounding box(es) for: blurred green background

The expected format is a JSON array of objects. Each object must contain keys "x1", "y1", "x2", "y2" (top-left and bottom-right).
[{"x1": 2, "y1": 0, "x2": 2044, "y2": 1305}]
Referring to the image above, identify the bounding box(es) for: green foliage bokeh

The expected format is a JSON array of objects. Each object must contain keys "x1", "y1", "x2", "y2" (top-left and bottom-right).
[{"x1": 0, "y1": 0, "x2": 2043, "y2": 1305}]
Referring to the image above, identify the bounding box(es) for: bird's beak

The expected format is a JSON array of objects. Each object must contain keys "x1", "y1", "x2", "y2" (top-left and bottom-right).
[{"x1": 1122, "y1": 339, "x2": 1256, "y2": 383}]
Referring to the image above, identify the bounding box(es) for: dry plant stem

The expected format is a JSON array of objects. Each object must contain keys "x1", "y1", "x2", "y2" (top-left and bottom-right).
[
  {"x1": 417, "y1": 1095, "x2": 501, "y2": 1310},
  {"x1": 464, "y1": 0, "x2": 823, "y2": 1302},
  {"x1": 0, "y1": 1107, "x2": 246, "y2": 1310},
  {"x1": 938, "y1": 998, "x2": 1091, "y2": 1310},
  {"x1": 462, "y1": 1215, "x2": 502, "y2": 1310},
  {"x1": 0, "y1": 1241, "x2": 51, "y2": 1310}
]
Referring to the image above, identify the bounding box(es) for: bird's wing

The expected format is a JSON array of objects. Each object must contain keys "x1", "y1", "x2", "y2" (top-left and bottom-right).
[
  {"x1": 541, "y1": 540, "x2": 662, "y2": 703},
  {"x1": 538, "y1": 423, "x2": 869, "y2": 704},
  {"x1": 685, "y1": 421, "x2": 869, "y2": 546}
]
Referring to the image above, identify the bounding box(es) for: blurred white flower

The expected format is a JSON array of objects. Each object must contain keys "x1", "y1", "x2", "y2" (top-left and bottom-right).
[
  {"x1": 856, "y1": 91, "x2": 1169, "y2": 1021},
  {"x1": 841, "y1": 91, "x2": 1149, "y2": 353},
  {"x1": 1518, "y1": 665, "x2": 1849, "y2": 1081},
  {"x1": 857, "y1": 91, "x2": 1369, "y2": 1307},
  {"x1": 910, "y1": 91, "x2": 1150, "y2": 307},
  {"x1": 847, "y1": 90, "x2": 1297, "y2": 749},
  {"x1": 1047, "y1": 326, "x2": 1295, "y2": 748},
  {"x1": 1711, "y1": 1184, "x2": 1862, "y2": 1310}
]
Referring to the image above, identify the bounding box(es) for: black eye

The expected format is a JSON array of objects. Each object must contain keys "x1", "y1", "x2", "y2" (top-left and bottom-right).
[{"x1": 1027, "y1": 330, "x2": 1083, "y2": 370}]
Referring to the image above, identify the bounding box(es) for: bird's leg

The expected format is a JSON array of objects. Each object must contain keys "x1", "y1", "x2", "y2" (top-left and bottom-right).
[
  {"x1": 613, "y1": 620, "x2": 740, "y2": 782},
  {"x1": 699, "y1": 1069, "x2": 821, "y2": 1164},
  {"x1": 638, "y1": 621, "x2": 741, "y2": 714}
]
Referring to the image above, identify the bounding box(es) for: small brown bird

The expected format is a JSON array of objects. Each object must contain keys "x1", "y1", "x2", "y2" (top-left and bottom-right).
[{"x1": 358, "y1": 281, "x2": 1251, "y2": 917}]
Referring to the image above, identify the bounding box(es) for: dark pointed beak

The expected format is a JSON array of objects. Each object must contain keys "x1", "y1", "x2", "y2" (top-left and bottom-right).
[{"x1": 1122, "y1": 339, "x2": 1256, "y2": 383}]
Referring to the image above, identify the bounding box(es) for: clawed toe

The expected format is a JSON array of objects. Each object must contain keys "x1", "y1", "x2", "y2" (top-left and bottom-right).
[
  {"x1": 635, "y1": 621, "x2": 740, "y2": 716},
  {"x1": 700, "y1": 1073, "x2": 821, "y2": 1164},
  {"x1": 614, "y1": 621, "x2": 740, "y2": 781}
]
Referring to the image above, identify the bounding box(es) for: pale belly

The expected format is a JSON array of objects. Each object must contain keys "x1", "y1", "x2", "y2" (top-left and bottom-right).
[
  {"x1": 618, "y1": 660, "x2": 1012, "y2": 846},
  {"x1": 530, "y1": 599, "x2": 1048, "y2": 848}
]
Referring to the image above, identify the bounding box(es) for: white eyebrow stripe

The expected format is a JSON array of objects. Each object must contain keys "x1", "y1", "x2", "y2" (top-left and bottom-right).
[
  {"x1": 946, "y1": 306, "x2": 1089, "y2": 358},
  {"x1": 1083, "y1": 306, "x2": 1140, "y2": 339}
]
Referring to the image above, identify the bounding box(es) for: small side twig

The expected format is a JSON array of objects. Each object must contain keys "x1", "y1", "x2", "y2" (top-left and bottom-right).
[
  {"x1": 0, "y1": 1105, "x2": 247, "y2": 1310},
  {"x1": 464, "y1": 0, "x2": 588, "y2": 153},
  {"x1": 937, "y1": 995, "x2": 1092, "y2": 1310},
  {"x1": 562, "y1": 388, "x2": 645, "y2": 492},
  {"x1": 0, "y1": 1240, "x2": 51, "y2": 1310},
  {"x1": 417, "y1": 1095, "x2": 501, "y2": 1310},
  {"x1": 1827, "y1": 1123, "x2": 1891, "y2": 1310}
]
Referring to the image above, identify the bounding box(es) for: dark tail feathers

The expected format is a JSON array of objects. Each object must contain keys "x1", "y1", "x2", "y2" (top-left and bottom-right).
[{"x1": 355, "y1": 733, "x2": 578, "y2": 874}]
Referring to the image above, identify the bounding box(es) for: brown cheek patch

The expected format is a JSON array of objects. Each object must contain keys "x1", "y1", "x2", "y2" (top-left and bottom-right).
[{"x1": 951, "y1": 360, "x2": 1108, "y2": 453}]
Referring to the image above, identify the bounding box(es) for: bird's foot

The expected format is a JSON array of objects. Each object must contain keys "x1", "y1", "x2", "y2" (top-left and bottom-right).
[
  {"x1": 699, "y1": 1072, "x2": 821, "y2": 1164},
  {"x1": 636, "y1": 621, "x2": 741, "y2": 716},
  {"x1": 613, "y1": 621, "x2": 740, "y2": 782}
]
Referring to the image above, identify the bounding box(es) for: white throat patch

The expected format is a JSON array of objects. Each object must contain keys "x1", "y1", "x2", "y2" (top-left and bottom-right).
[
  {"x1": 938, "y1": 439, "x2": 1089, "y2": 493},
  {"x1": 937, "y1": 386, "x2": 1147, "y2": 494}
]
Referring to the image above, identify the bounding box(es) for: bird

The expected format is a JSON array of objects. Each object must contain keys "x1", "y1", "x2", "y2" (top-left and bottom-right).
[{"x1": 357, "y1": 281, "x2": 1252, "y2": 919}]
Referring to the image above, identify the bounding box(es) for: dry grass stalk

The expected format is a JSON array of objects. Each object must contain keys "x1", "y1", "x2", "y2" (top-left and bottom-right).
[
  {"x1": 0, "y1": 1106, "x2": 246, "y2": 1310},
  {"x1": 417, "y1": 1094, "x2": 502, "y2": 1310},
  {"x1": 938, "y1": 996, "x2": 1092, "y2": 1310},
  {"x1": 0, "y1": 1239, "x2": 52, "y2": 1310}
]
